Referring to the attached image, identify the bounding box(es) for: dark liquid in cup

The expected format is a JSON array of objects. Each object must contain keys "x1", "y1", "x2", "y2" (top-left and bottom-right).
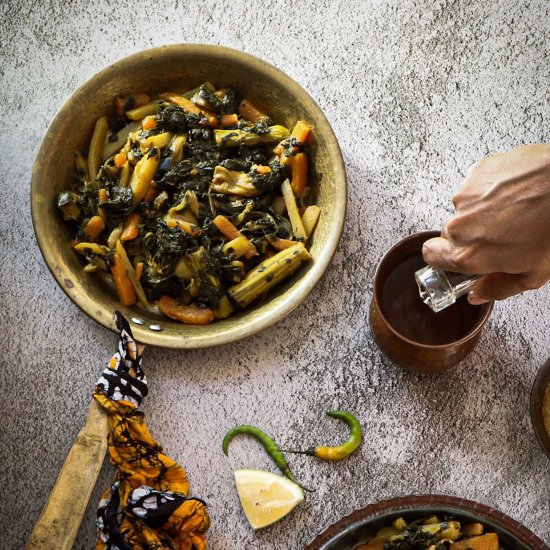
[{"x1": 381, "y1": 254, "x2": 482, "y2": 345}]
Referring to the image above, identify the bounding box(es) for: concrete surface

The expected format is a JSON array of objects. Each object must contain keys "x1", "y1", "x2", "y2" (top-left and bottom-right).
[{"x1": 1, "y1": 0, "x2": 549, "y2": 548}]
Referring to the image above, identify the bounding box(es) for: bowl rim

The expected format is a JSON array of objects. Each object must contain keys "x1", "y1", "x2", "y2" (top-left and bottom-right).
[
  {"x1": 305, "y1": 494, "x2": 548, "y2": 549},
  {"x1": 530, "y1": 356, "x2": 550, "y2": 460},
  {"x1": 372, "y1": 230, "x2": 494, "y2": 349},
  {"x1": 31, "y1": 44, "x2": 347, "y2": 348}
]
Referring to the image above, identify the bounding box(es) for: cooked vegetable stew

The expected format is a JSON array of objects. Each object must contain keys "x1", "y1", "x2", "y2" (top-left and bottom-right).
[
  {"x1": 355, "y1": 515, "x2": 502, "y2": 550},
  {"x1": 58, "y1": 84, "x2": 320, "y2": 324}
]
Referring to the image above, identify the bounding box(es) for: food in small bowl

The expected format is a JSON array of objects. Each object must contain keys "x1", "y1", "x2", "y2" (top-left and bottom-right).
[
  {"x1": 31, "y1": 45, "x2": 346, "y2": 348},
  {"x1": 530, "y1": 356, "x2": 550, "y2": 459},
  {"x1": 305, "y1": 495, "x2": 546, "y2": 550},
  {"x1": 57, "y1": 83, "x2": 319, "y2": 325}
]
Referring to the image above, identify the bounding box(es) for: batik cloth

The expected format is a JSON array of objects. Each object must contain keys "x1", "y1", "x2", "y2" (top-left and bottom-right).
[{"x1": 93, "y1": 312, "x2": 209, "y2": 550}]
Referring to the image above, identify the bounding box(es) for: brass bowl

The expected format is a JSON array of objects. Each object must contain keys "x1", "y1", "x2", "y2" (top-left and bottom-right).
[
  {"x1": 530, "y1": 356, "x2": 550, "y2": 459},
  {"x1": 306, "y1": 495, "x2": 546, "y2": 549},
  {"x1": 31, "y1": 45, "x2": 346, "y2": 348}
]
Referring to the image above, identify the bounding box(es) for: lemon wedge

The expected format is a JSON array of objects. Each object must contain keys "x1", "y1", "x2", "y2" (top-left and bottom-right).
[{"x1": 234, "y1": 468, "x2": 304, "y2": 529}]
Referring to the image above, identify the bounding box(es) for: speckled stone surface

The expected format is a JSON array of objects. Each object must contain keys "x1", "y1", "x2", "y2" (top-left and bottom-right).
[{"x1": 1, "y1": 1, "x2": 549, "y2": 548}]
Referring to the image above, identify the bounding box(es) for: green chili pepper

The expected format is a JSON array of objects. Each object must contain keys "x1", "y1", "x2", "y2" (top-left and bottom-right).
[
  {"x1": 222, "y1": 425, "x2": 300, "y2": 486},
  {"x1": 286, "y1": 411, "x2": 362, "y2": 461}
]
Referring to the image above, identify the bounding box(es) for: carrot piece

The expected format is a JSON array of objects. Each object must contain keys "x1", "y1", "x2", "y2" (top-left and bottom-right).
[
  {"x1": 159, "y1": 92, "x2": 217, "y2": 125},
  {"x1": 166, "y1": 218, "x2": 202, "y2": 237},
  {"x1": 455, "y1": 535, "x2": 493, "y2": 550},
  {"x1": 212, "y1": 215, "x2": 258, "y2": 259},
  {"x1": 238, "y1": 99, "x2": 269, "y2": 123},
  {"x1": 83, "y1": 215, "x2": 105, "y2": 241},
  {"x1": 220, "y1": 113, "x2": 239, "y2": 127},
  {"x1": 98, "y1": 188, "x2": 108, "y2": 204},
  {"x1": 120, "y1": 212, "x2": 141, "y2": 241},
  {"x1": 142, "y1": 115, "x2": 157, "y2": 130},
  {"x1": 290, "y1": 152, "x2": 308, "y2": 197},
  {"x1": 266, "y1": 235, "x2": 296, "y2": 251},
  {"x1": 134, "y1": 262, "x2": 144, "y2": 281},
  {"x1": 157, "y1": 296, "x2": 215, "y2": 325},
  {"x1": 274, "y1": 120, "x2": 311, "y2": 161},
  {"x1": 114, "y1": 152, "x2": 127, "y2": 168},
  {"x1": 110, "y1": 249, "x2": 137, "y2": 306},
  {"x1": 256, "y1": 165, "x2": 271, "y2": 174},
  {"x1": 451, "y1": 533, "x2": 499, "y2": 550}
]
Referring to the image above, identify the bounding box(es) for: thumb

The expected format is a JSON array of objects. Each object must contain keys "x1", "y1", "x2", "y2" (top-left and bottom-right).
[{"x1": 468, "y1": 272, "x2": 530, "y2": 304}]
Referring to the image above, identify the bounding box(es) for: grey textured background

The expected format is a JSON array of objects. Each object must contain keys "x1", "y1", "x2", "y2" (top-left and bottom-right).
[{"x1": 1, "y1": 0, "x2": 549, "y2": 548}]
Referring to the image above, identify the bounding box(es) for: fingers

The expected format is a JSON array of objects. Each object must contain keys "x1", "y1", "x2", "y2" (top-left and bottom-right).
[
  {"x1": 422, "y1": 237, "x2": 480, "y2": 274},
  {"x1": 468, "y1": 272, "x2": 543, "y2": 304}
]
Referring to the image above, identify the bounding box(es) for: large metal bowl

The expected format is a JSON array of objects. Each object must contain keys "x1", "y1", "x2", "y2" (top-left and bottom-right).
[
  {"x1": 306, "y1": 495, "x2": 547, "y2": 550},
  {"x1": 31, "y1": 45, "x2": 346, "y2": 348}
]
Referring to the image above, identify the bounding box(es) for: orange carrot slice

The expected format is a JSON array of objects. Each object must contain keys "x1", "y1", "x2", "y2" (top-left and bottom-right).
[
  {"x1": 110, "y1": 250, "x2": 137, "y2": 306},
  {"x1": 83, "y1": 215, "x2": 105, "y2": 241},
  {"x1": 120, "y1": 212, "x2": 141, "y2": 241},
  {"x1": 166, "y1": 218, "x2": 202, "y2": 237},
  {"x1": 157, "y1": 296, "x2": 215, "y2": 325},
  {"x1": 290, "y1": 152, "x2": 308, "y2": 197}
]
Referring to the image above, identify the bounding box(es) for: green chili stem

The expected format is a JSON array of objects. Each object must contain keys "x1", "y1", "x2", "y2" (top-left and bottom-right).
[{"x1": 284, "y1": 410, "x2": 362, "y2": 461}]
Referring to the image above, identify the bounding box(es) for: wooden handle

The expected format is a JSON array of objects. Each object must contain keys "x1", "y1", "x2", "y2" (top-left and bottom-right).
[{"x1": 26, "y1": 399, "x2": 108, "y2": 549}]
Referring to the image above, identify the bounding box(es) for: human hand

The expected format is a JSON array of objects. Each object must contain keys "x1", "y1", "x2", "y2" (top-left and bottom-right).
[{"x1": 422, "y1": 144, "x2": 550, "y2": 304}]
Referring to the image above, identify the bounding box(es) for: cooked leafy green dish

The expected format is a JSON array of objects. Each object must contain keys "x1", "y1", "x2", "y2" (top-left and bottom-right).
[
  {"x1": 57, "y1": 84, "x2": 320, "y2": 324},
  {"x1": 356, "y1": 515, "x2": 502, "y2": 550}
]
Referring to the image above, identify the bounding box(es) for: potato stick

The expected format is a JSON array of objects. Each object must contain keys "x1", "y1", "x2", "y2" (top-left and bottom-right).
[
  {"x1": 141, "y1": 131, "x2": 172, "y2": 149},
  {"x1": 213, "y1": 215, "x2": 258, "y2": 259},
  {"x1": 83, "y1": 215, "x2": 105, "y2": 242},
  {"x1": 101, "y1": 121, "x2": 141, "y2": 161},
  {"x1": 174, "y1": 256, "x2": 193, "y2": 280},
  {"x1": 169, "y1": 134, "x2": 187, "y2": 167},
  {"x1": 110, "y1": 247, "x2": 137, "y2": 306},
  {"x1": 301, "y1": 205, "x2": 321, "y2": 238},
  {"x1": 134, "y1": 262, "x2": 144, "y2": 281},
  {"x1": 214, "y1": 295, "x2": 234, "y2": 319},
  {"x1": 238, "y1": 99, "x2": 269, "y2": 123},
  {"x1": 115, "y1": 240, "x2": 148, "y2": 307},
  {"x1": 126, "y1": 100, "x2": 161, "y2": 120},
  {"x1": 119, "y1": 161, "x2": 131, "y2": 187},
  {"x1": 290, "y1": 152, "x2": 308, "y2": 197},
  {"x1": 87, "y1": 116, "x2": 109, "y2": 180},
  {"x1": 266, "y1": 235, "x2": 297, "y2": 251},
  {"x1": 130, "y1": 148, "x2": 160, "y2": 207},
  {"x1": 120, "y1": 212, "x2": 141, "y2": 241},
  {"x1": 281, "y1": 179, "x2": 306, "y2": 240},
  {"x1": 73, "y1": 242, "x2": 108, "y2": 255},
  {"x1": 166, "y1": 218, "x2": 202, "y2": 236},
  {"x1": 222, "y1": 236, "x2": 252, "y2": 258},
  {"x1": 107, "y1": 226, "x2": 123, "y2": 249}
]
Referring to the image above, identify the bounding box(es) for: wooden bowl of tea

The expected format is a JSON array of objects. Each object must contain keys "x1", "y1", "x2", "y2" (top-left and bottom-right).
[{"x1": 369, "y1": 231, "x2": 493, "y2": 374}]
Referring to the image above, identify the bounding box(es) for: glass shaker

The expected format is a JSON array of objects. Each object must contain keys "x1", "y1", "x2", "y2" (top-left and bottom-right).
[{"x1": 415, "y1": 266, "x2": 481, "y2": 313}]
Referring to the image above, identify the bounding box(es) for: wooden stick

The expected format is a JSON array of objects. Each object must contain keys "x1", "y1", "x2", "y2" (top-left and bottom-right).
[{"x1": 26, "y1": 399, "x2": 108, "y2": 549}]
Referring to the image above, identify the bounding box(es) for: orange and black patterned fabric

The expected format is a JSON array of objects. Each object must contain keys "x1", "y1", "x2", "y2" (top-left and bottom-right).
[{"x1": 93, "y1": 313, "x2": 210, "y2": 550}]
